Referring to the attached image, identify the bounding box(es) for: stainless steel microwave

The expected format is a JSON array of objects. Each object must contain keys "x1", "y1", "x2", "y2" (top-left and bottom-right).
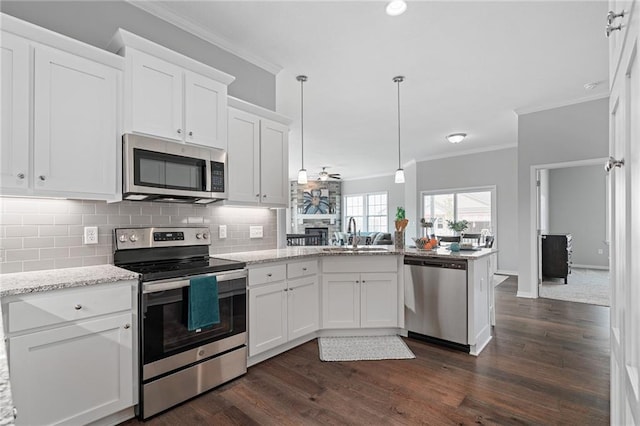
[{"x1": 122, "y1": 134, "x2": 227, "y2": 204}]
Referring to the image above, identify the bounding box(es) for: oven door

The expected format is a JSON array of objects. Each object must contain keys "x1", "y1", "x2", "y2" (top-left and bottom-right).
[{"x1": 141, "y1": 269, "x2": 246, "y2": 378}]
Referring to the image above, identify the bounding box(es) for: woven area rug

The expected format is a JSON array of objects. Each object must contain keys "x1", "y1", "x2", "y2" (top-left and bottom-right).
[
  {"x1": 540, "y1": 267, "x2": 610, "y2": 307},
  {"x1": 318, "y1": 336, "x2": 415, "y2": 362}
]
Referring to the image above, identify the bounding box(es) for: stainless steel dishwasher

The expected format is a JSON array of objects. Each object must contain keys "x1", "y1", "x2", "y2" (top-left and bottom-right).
[{"x1": 404, "y1": 256, "x2": 469, "y2": 351}]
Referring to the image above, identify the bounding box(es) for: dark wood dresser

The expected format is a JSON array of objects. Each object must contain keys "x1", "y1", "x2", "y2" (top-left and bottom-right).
[{"x1": 541, "y1": 234, "x2": 573, "y2": 283}]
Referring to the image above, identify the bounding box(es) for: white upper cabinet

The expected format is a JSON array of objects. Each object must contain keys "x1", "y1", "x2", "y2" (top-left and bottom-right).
[
  {"x1": 130, "y1": 50, "x2": 183, "y2": 141},
  {"x1": 33, "y1": 45, "x2": 118, "y2": 196},
  {"x1": 226, "y1": 97, "x2": 290, "y2": 208},
  {"x1": 109, "y1": 29, "x2": 233, "y2": 151},
  {"x1": 0, "y1": 31, "x2": 29, "y2": 191},
  {"x1": 0, "y1": 13, "x2": 123, "y2": 201}
]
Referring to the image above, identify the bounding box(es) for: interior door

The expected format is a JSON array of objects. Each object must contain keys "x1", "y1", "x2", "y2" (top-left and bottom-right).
[{"x1": 609, "y1": 0, "x2": 639, "y2": 423}]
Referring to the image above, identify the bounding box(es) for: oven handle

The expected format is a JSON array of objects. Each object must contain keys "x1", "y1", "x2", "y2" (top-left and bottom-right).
[{"x1": 142, "y1": 269, "x2": 247, "y2": 294}]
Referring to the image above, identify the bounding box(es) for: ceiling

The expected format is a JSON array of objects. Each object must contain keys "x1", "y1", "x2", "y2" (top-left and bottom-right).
[{"x1": 134, "y1": 1, "x2": 609, "y2": 181}]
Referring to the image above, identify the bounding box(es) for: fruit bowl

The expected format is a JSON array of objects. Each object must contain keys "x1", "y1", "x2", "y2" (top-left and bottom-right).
[{"x1": 412, "y1": 237, "x2": 434, "y2": 250}]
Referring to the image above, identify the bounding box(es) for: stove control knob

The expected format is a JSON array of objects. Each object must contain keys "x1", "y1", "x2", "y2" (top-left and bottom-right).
[
  {"x1": 129, "y1": 234, "x2": 138, "y2": 242},
  {"x1": 196, "y1": 233, "x2": 203, "y2": 239},
  {"x1": 119, "y1": 234, "x2": 127, "y2": 243},
  {"x1": 203, "y1": 233, "x2": 209, "y2": 240}
]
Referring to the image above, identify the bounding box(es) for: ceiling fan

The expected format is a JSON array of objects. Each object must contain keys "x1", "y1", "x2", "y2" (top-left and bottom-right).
[{"x1": 317, "y1": 167, "x2": 341, "y2": 181}]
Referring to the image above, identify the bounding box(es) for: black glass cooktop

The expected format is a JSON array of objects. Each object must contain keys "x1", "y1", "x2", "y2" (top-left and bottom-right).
[{"x1": 121, "y1": 256, "x2": 246, "y2": 282}]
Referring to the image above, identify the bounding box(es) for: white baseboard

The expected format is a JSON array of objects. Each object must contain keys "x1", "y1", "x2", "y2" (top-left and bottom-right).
[
  {"x1": 572, "y1": 264, "x2": 610, "y2": 271},
  {"x1": 516, "y1": 290, "x2": 537, "y2": 299},
  {"x1": 496, "y1": 269, "x2": 517, "y2": 276}
]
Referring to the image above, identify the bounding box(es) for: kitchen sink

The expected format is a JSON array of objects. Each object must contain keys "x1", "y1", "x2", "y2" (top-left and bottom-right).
[{"x1": 321, "y1": 246, "x2": 390, "y2": 253}]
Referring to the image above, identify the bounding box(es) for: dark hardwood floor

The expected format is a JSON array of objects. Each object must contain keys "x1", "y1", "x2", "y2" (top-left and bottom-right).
[{"x1": 123, "y1": 277, "x2": 610, "y2": 425}]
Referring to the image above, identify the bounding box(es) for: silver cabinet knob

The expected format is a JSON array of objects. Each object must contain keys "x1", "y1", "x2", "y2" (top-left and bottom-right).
[
  {"x1": 74, "y1": 304, "x2": 82, "y2": 310},
  {"x1": 302, "y1": 267, "x2": 307, "y2": 271},
  {"x1": 189, "y1": 131, "x2": 193, "y2": 136},
  {"x1": 606, "y1": 24, "x2": 622, "y2": 37},
  {"x1": 39, "y1": 175, "x2": 46, "y2": 181},
  {"x1": 262, "y1": 194, "x2": 267, "y2": 198},
  {"x1": 256, "y1": 194, "x2": 260, "y2": 198},
  {"x1": 13, "y1": 407, "x2": 17, "y2": 420},
  {"x1": 267, "y1": 273, "x2": 273, "y2": 277},
  {"x1": 177, "y1": 129, "x2": 182, "y2": 134},
  {"x1": 607, "y1": 10, "x2": 624, "y2": 25},
  {"x1": 605, "y1": 156, "x2": 624, "y2": 172},
  {"x1": 284, "y1": 288, "x2": 289, "y2": 292},
  {"x1": 17, "y1": 173, "x2": 24, "y2": 179},
  {"x1": 124, "y1": 324, "x2": 130, "y2": 329}
]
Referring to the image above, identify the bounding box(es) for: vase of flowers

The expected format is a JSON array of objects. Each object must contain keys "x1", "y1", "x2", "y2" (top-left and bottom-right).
[{"x1": 394, "y1": 207, "x2": 408, "y2": 250}]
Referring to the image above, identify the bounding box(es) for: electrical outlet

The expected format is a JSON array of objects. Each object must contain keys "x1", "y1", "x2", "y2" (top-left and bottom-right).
[
  {"x1": 219, "y1": 225, "x2": 227, "y2": 239},
  {"x1": 83, "y1": 226, "x2": 98, "y2": 245},
  {"x1": 249, "y1": 226, "x2": 263, "y2": 239}
]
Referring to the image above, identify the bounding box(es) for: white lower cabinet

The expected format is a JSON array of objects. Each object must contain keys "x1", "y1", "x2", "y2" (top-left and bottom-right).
[
  {"x1": 322, "y1": 272, "x2": 398, "y2": 329},
  {"x1": 4, "y1": 280, "x2": 137, "y2": 425},
  {"x1": 248, "y1": 260, "x2": 319, "y2": 357}
]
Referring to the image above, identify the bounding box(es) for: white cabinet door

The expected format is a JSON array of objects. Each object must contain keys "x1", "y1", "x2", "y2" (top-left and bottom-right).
[
  {"x1": 322, "y1": 273, "x2": 360, "y2": 329},
  {"x1": 33, "y1": 45, "x2": 117, "y2": 196},
  {"x1": 184, "y1": 70, "x2": 227, "y2": 150},
  {"x1": 287, "y1": 275, "x2": 319, "y2": 340},
  {"x1": 260, "y1": 119, "x2": 288, "y2": 205},
  {"x1": 130, "y1": 50, "x2": 183, "y2": 141},
  {"x1": 0, "y1": 32, "x2": 29, "y2": 191},
  {"x1": 10, "y1": 313, "x2": 133, "y2": 426},
  {"x1": 249, "y1": 281, "x2": 288, "y2": 356},
  {"x1": 360, "y1": 273, "x2": 398, "y2": 328},
  {"x1": 227, "y1": 108, "x2": 261, "y2": 203}
]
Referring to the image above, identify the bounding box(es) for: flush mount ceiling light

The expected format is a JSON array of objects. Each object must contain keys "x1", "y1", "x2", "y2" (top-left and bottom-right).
[
  {"x1": 583, "y1": 81, "x2": 599, "y2": 90},
  {"x1": 386, "y1": 0, "x2": 407, "y2": 16},
  {"x1": 393, "y1": 76, "x2": 405, "y2": 184},
  {"x1": 297, "y1": 75, "x2": 308, "y2": 185},
  {"x1": 446, "y1": 133, "x2": 467, "y2": 144}
]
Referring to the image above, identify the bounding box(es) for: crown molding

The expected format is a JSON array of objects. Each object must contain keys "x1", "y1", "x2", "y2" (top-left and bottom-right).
[
  {"x1": 514, "y1": 92, "x2": 609, "y2": 116},
  {"x1": 414, "y1": 143, "x2": 518, "y2": 164},
  {"x1": 125, "y1": 0, "x2": 282, "y2": 75}
]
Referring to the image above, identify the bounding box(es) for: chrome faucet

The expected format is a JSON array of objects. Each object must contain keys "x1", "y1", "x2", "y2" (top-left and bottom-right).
[{"x1": 347, "y1": 217, "x2": 359, "y2": 248}]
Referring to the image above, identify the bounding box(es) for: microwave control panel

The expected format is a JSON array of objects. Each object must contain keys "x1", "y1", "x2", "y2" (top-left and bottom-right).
[{"x1": 211, "y1": 161, "x2": 225, "y2": 193}]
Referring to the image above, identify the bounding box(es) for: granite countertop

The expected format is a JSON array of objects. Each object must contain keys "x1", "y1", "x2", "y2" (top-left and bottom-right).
[
  {"x1": 217, "y1": 246, "x2": 497, "y2": 265},
  {"x1": 0, "y1": 264, "x2": 139, "y2": 424},
  {"x1": 0, "y1": 264, "x2": 139, "y2": 298}
]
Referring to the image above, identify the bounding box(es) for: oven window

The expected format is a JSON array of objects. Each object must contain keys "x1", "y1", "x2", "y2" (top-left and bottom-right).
[
  {"x1": 143, "y1": 279, "x2": 246, "y2": 364},
  {"x1": 134, "y1": 148, "x2": 206, "y2": 192}
]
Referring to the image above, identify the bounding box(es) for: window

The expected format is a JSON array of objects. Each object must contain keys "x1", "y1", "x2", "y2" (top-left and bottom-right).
[
  {"x1": 422, "y1": 187, "x2": 494, "y2": 238},
  {"x1": 344, "y1": 192, "x2": 388, "y2": 233}
]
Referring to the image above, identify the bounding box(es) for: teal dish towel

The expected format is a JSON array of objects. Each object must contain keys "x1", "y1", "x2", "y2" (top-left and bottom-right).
[{"x1": 188, "y1": 275, "x2": 220, "y2": 331}]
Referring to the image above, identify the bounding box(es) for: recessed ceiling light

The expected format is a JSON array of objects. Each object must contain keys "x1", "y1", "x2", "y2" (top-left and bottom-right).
[
  {"x1": 583, "y1": 81, "x2": 599, "y2": 90},
  {"x1": 446, "y1": 133, "x2": 467, "y2": 144},
  {"x1": 386, "y1": 0, "x2": 407, "y2": 16}
]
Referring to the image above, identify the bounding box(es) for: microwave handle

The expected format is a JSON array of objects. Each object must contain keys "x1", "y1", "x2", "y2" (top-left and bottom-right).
[
  {"x1": 205, "y1": 161, "x2": 212, "y2": 192},
  {"x1": 142, "y1": 270, "x2": 247, "y2": 294}
]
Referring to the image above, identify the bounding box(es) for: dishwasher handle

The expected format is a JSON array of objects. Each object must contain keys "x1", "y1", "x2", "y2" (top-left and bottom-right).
[{"x1": 404, "y1": 256, "x2": 467, "y2": 270}]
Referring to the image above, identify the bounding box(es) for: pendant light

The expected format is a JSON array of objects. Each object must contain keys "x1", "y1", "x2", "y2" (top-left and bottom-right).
[
  {"x1": 296, "y1": 75, "x2": 308, "y2": 184},
  {"x1": 393, "y1": 76, "x2": 405, "y2": 184}
]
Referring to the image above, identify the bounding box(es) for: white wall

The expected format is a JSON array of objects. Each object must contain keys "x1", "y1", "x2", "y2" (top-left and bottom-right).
[
  {"x1": 548, "y1": 165, "x2": 608, "y2": 268},
  {"x1": 0, "y1": 1, "x2": 276, "y2": 109},
  {"x1": 415, "y1": 147, "x2": 518, "y2": 274},
  {"x1": 341, "y1": 175, "x2": 404, "y2": 235},
  {"x1": 517, "y1": 98, "x2": 609, "y2": 297}
]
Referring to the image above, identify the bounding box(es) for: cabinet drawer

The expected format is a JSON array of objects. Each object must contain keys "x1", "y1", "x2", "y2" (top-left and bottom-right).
[
  {"x1": 287, "y1": 260, "x2": 318, "y2": 279},
  {"x1": 8, "y1": 284, "x2": 132, "y2": 333},
  {"x1": 248, "y1": 263, "x2": 286, "y2": 286}
]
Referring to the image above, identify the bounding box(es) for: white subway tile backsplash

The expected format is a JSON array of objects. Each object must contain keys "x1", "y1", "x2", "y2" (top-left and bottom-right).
[
  {"x1": 23, "y1": 259, "x2": 56, "y2": 272},
  {"x1": 23, "y1": 237, "x2": 54, "y2": 249},
  {"x1": 1, "y1": 197, "x2": 277, "y2": 273},
  {"x1": 0, "y1": 238, "x2": 23, "y2": 249},
  {"x1": 39, "y1": 225, "x2": 69, "y2": 237},
  {"x1": 6, "y1": 225, "x2": 38, "y2": 237},
  {"x1": 6, "y1": 249, "x2": 39, "y2": 262},
  {"x1": 40, "y1": 247, "x2": 70, "y2": 259}
]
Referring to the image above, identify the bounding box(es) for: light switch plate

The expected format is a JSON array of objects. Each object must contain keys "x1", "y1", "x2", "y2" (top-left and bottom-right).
[
  {"x1": 83, "y1": 226, "x2": 98, "y2": 244},
  {"x1": 219, "y1": 225, "x2": 227, "y2": 239},
  {"x1": 249, "y1": 226, "x2": 263, "y2": 239}
]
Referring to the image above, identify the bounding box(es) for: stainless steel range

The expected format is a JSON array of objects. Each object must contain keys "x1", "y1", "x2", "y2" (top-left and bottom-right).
[{"x1": 114, "y1": 227, "x2": 247, "y2": 419}]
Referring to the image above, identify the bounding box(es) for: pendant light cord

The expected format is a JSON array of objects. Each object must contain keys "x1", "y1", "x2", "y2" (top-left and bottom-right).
[
  {"x1": 397, "y1": 78, "x2": 401, "y2": 169},
  {"x1": 297, "y1": 75, "x2": 307, "y2": 171}
]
